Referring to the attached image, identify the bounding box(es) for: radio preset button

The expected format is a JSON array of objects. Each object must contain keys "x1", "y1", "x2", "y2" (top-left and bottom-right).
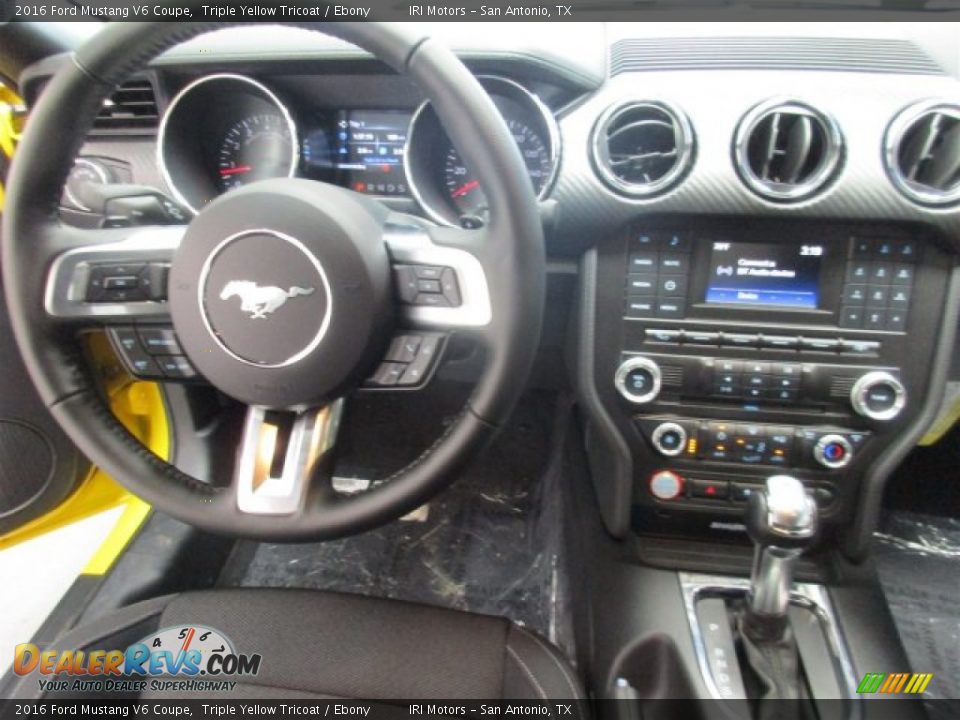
[
  {"x1": 761, "y1": 335, "x2": 800, "y2": 350},
  {"x1": 685, "y1": 330, "x2": 720, "y2": 345},
  {"x1": 645, "y1": 328, "x2": 682, "y2": 344},
  {"x1": 800, "y1": 337, "x2": 840, "y2": 353},
  {"x1": 723, "y1": 333, "x2": 760, "y2": 348}
]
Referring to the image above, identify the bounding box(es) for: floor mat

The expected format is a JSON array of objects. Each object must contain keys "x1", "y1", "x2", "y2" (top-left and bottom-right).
[
  {"x1": 220, "y1": 390, "x2": 575, "y2": 659},
  {"x1": 874, "y1": 511, "x2": 960, "y2": 711}
]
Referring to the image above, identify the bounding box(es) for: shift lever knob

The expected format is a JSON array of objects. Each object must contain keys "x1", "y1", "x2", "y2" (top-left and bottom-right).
[{"x1": 744, "y1": 476, "x2": 817, "y2": 637}]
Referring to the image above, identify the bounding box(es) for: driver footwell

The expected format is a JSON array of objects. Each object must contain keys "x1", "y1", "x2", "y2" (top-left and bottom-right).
[
  {"x1": 218, "y1": 389, "x2": 576, "y2": 661},
  {"x1": 874, "y1": 512, "x2": 960, "y2": 717}
]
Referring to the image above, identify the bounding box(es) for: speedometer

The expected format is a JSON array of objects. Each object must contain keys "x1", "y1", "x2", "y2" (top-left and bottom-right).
[
  {"x1": 217, "y1": 113, "x2": 295, "y2": 192},
  {"x1": 443, "y1": 119, "x2": 552, "y2": 218}
]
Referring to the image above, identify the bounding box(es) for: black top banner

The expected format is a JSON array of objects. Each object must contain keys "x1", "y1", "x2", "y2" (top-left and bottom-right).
[{"x1": 3, "y1": 0, "x2": 960, "y2": 22}]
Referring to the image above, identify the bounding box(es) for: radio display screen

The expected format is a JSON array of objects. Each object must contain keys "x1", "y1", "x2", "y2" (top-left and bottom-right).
[{"x1": 704, "y1": 241, "x2": 824, "y2": 309}]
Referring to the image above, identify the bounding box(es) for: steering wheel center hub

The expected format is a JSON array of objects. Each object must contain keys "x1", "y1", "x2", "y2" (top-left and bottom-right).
[
  {"x1": 200, "y1": 229, "x2": 332, "y2": 367},
  {"x1": 169, "y1": 179, "x2": 394, "y2": 408}
]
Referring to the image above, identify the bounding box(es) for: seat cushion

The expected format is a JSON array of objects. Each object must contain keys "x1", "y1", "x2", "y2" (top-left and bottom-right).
[{"x1": 9, "y1": 588, "x2": 582, "y2": 700}]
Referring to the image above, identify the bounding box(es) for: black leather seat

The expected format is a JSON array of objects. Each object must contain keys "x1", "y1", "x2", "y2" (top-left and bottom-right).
[{"x1": 12, "y1": 589, "x2": 583, "y2": 700}]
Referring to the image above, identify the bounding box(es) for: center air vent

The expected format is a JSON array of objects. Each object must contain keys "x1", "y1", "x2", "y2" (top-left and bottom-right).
[
  {"x1": 734, "y1": 99, "x2": 842, "y2": 202},
  {"x1": 92, "y1": 78, "x2": 159, "y2": 134},
  {"x1": 885, "y1": 101, "x2": 960, "y2": 207},
  {"x1": 591, "y1": 101, "x2": 694, "y2": 197}
]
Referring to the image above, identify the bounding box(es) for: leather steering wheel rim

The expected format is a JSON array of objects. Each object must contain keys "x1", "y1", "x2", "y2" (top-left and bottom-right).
[{"x1": 1, "y1": 22, "x2": 545, "y2": 541}]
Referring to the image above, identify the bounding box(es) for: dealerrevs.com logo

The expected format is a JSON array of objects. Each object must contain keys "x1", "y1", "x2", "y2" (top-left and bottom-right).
[{"x1": 14, "y1": 625, "x2": 262, "y2": 694}]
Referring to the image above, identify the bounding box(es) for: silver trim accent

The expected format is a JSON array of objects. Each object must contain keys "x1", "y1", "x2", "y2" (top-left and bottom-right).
[
  {"x1": 679, "y1": 572, "x2": 860, "y2": 701},
  {"x1": 651, "y1": 421, "x2": 687, "y2": 457},
  {"x1": 197, "y1": 228, "x2": 333, "y2": 368},
  {"x1": 404, "y1": 75, "x2": 562, "y2": 228},
  {"x1": 649, "y1": 470, "x2": 684, "y2": 501},
  {"x1": 850, "y1": 370, "x2": 907, "y2": 421},
  {"x1": 44, "y1": 225, "x2": 185, "y2": 320},
  {"x1": 590, "y1": 100, "x2": 695, "y2": 198},
  {"x1": 733, "y1": 98, "x2": 843, "y2": 202},
  {"x1": 884, "y1": 99, "x2": 960, "y2": 208},
  {"x1": 813, "y1": 433, "x2": 854, "y2": 469},
  {"x1": 63, "y1": 158, "x2": 110, "y2": 212},
  {"x1": 157, "y1": 73, "x2": 300, "y2": 216},
  {"x1": 614, "y1": 355, "x2": 662, "y2": 404},
  {"x1": 383, "y1": 224, "x2": 492, "y2": 328},
  {"x1": 235, "y1": 400, "x2": 343, "y2": 515},
  {"x1": 764, "y1": 475, "x2": 817, "y2": 538}
]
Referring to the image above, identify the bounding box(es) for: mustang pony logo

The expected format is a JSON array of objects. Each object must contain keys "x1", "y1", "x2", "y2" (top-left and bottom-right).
[{"x1": 220, "y1": 280, "x2": 315, "y2": 319}]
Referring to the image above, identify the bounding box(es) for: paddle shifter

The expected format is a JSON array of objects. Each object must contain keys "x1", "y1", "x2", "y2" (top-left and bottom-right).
[{"x1": 743, "y1": 475, "x2": 818, "y2": 640}]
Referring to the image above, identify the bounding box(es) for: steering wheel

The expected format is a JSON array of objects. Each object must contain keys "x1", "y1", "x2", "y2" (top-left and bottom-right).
[{"x1": 1, "y1": 23, "x2": 545, "y2": 541}]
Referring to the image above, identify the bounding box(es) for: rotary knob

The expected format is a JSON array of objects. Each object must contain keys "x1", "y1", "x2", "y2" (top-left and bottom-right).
[
  {"x1": 850, "y1": 371, "x2": 906, "y2": 421},
  {"x1": 651, "y1": 422, "x2": 688, "y2": 457},
  {"x1": 649, "y1": 470, "x2": 684, "y2": 501},
  {"x1": 813, "y1": 434, "x2": 853, "y2": 469},
  {"x1": 615, "y1": 356, "x2": 662, "y2": 404}
]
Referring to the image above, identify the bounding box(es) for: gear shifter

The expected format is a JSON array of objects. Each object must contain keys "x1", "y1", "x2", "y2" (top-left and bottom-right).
[{"x1": 743, "y1": 475, "x2": 818, "y2": 640}]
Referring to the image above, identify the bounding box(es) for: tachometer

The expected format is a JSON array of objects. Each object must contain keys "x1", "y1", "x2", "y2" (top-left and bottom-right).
[
  {"x1": 404, "y1": 76, "x2": 560, "y2": 227},
  {"x1": 217, "y1": 113, "x2": 294, "y2": 192},
  {"x1": 442, "y1": 119, "x2": 552, "y2": 218}
]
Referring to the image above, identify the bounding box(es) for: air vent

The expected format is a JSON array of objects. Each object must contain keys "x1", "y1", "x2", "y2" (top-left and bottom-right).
[
  {"x1": 92, "y1": 78, "x2": 159, "y2": 133},
  {"x1": 885, "y1": 101, "x2": 960, "y2": 207},
  {"x1": 591, "y1": 101, "x2": 694, "y2": 197},
  {"x1": 734, "y1": 99, "x2": 842, "y2": 202}
]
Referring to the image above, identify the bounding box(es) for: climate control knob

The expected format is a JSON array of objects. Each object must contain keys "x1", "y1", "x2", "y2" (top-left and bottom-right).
[
  {"x1": 649, "y1": 470, "x2": 684, "y2": 501},
  {"x1": 813, "y1": 434, "x2": 853, "y2": 469},
  {"x1": 615, "y1": 356, "x2": 662, "y2": 404},
  {"x1": 651, "y1": 422, "x2": 688, "y2": 457},
  {"x1": 850, "y1": 371, "x2": 906, "y2": 421}
]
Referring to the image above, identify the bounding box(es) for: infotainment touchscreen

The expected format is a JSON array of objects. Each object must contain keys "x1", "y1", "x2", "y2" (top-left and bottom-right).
[{"x1": 704, "y1": 241, "x2": 824, "y2": 309}]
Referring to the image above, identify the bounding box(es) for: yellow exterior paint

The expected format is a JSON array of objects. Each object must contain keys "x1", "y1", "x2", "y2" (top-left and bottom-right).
[{"x1": 0, "y1": 333, "x2": 168, "y2": 573}]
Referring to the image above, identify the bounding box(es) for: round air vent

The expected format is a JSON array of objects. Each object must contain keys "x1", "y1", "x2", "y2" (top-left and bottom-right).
[
  {"x1": 591, "y1": 101, "x2": 694, "y2": 197},
  {"x1": 885, "y1": 101, "x2": 960, "y2": 207},
  {"x1": 734, "y1": 99, "x2": 842, "y2": 202}
]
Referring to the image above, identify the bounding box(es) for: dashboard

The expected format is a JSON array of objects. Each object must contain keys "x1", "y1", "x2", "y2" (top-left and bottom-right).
[
  {"x1": 154, "y1": 72, "x2": 560, "y2": 227},
  {"x1": 23, "y1": 23, "x2": 960, "y2": 553}
]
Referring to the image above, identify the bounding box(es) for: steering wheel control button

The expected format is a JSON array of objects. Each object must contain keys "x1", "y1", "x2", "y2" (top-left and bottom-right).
[
  {"x1": 108, "y1": 327, "x2": 163, "y2": 379},
  {"x1": 814, "y1": 434, "x2": 854, "y2": 469},
  {"x1": 156, "y1": 356, "x2": 198, "y2": 380},
  {"x1": 86, "y1": 262, "x2": 148, "y2": 302},
  {"x1": 615, "y1": 356, "x2": 662, "y2": 404},
  {"x1": 850, "y1": 371, "x2": 907, "y2": 421},
  {"x1": 649, "y1": 470, "x2": 684, "y2": 501},
  {"x1": 366, "y1": 333, "x2": 446, "y2": 389},
  {"x1": 394, "y1": 264, "x2": 462, "y2": 308},
  {"x1": 136, "y1": 327, "x2": 182, "y2": 355},
  {"x1": 651, "y1": 422, "x2": 688, "y2": 457}
]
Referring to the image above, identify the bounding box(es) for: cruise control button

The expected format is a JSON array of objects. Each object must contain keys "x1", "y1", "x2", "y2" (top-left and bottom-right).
[
  {"x1": 157, "y1": 355, "x2": 197, "y2": 380},
  {"x1": 414, "y1": 265, "x2": 444, "y2": 280},
  {"x1": 417, "y1": 279, "x2": 441, "y2": 293},
  {"x1": 413, "y1": 293, "x2": 451, "y2": 307},
  {"x1": 440, "y1": 268, "x2": 462, "y2": 307},
  {"x1": 372, "y1": 362, "x2": 406, "y2": 386},
  {"x1": 386, "y1": 335, "x2": 421, "y2": 363},
  {"x1": 137, "y1": 327, "x2": 181, "y2": 355},
  {"x1": 394, "y1": 266, "x2": 419, "y2": 303}
]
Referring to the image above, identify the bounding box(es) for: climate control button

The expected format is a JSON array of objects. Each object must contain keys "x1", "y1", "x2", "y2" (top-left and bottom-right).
[
  {"x1": 615, "y1": 356, "x2": 662, "y2": 404},
  {"x1": 649, "y1": 470, "x2": 685, "y2": 501},
  {"x1": 813, "y1": 434, "x2": 854, "y2": 469}
]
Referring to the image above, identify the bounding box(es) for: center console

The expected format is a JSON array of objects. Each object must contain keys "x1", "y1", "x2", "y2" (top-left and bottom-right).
[{"x1": 582, "y1": 218, "x2": 953, "y2": 542}]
